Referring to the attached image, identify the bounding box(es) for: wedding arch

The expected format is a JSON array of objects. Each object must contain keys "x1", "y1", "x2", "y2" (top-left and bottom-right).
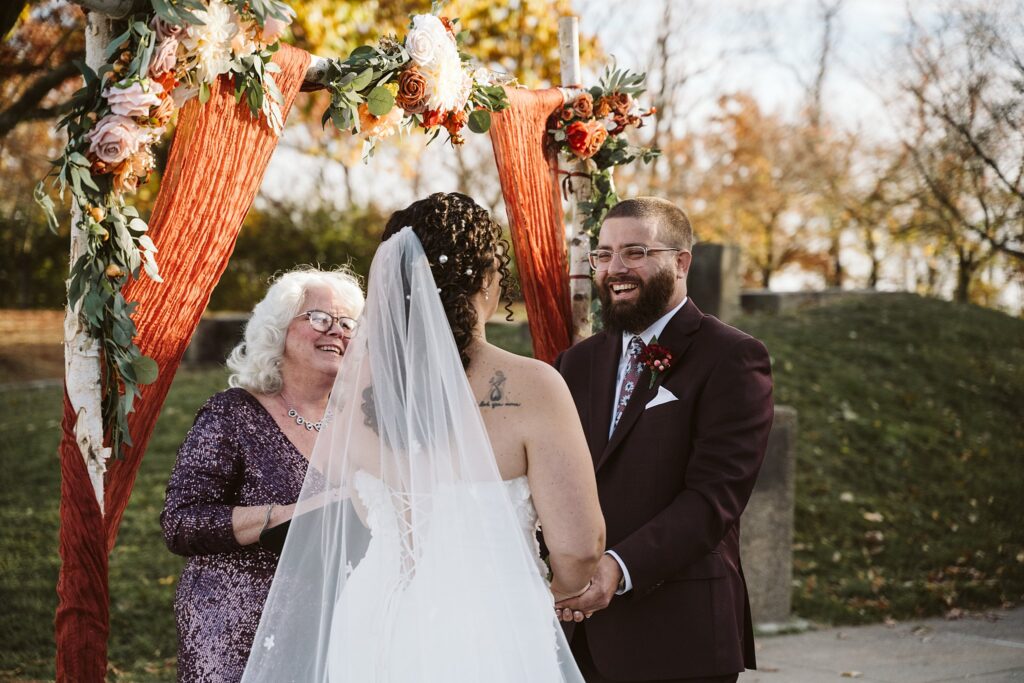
[{"x1": 43, "y1": 3, "x2": 657, "y2": 678}]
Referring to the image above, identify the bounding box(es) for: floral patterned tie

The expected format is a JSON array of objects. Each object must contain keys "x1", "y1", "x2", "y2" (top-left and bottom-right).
[{"x1": 613, "y1": 336, "x2": 645, "y2": 431}]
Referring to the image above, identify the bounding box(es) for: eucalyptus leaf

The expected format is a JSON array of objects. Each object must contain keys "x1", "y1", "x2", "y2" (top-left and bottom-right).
[
  {"x1": 349, "y1": 46, "x2": 378, "y2": 60},
  {"x1": 104, "y1": 29, "x2": 132, "y2": 60},
  {"x1": 467, "y1": 109, "x2": 492, "y2": 134},
  {"x1": 350, "y1": 68, "x2": 374, "y2": 92},
  {"x1": 34, "y1": 183, "x2": 59, "y2": 233},
  {"x1": 366, "y1": 86, "x2": 395, "y2": 117},
  {"x1": 112, "y1": 319, "x2": 132, "y2": 347},
  {"x1": 79, "y1": 170, "x2": 100, "y2": 192}
]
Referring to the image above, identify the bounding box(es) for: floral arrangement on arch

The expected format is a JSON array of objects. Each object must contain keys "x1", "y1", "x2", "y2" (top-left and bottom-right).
[
  {"x1": 548, "y1": 65, "x2": 660, "y2": 237},
  {"x1": 318, "y1": 8, "x2": 511, "y2": 158},
  {"x1": 35, "y1": 0, "x2": 294, "y2": 456}
]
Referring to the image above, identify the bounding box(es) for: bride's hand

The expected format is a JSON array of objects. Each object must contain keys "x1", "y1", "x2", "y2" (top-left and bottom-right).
[{"x1": 554, "y1": 555, "x2": 622, "y2": 622}]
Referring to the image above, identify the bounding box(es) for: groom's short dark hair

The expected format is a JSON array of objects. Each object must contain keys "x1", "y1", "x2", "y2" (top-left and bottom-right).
[{"x1": 605, "y1": 197, "x2": 694, "y2": 250}]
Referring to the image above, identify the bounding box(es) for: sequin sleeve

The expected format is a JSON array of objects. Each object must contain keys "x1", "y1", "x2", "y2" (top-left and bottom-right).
[{"x1": 161, "y1": 394, "x2": 245, "y2": 556}]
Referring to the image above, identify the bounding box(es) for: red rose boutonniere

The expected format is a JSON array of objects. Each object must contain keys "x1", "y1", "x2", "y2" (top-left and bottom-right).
[{"x1": 641, "y1": 336, "x2": 673, "y2": 388}]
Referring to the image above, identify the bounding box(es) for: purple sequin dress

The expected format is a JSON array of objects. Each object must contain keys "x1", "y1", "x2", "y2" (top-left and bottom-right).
[{"x1": 161, "y1": 388, "x2": 309, "y2": 683}]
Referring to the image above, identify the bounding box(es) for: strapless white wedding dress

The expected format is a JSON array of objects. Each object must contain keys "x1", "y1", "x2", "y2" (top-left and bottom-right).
[{"x1": 326, "y1": 471, "x2": 569, "y2": 683}]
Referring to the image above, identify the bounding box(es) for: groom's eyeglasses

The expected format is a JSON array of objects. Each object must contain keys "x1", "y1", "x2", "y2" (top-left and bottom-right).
[
  {"x1": 298, "y1": 310, "x2": 359, "y2": 337},
  {"x1": 587, "y1": 246, "x2": 682, "y2": 271}
]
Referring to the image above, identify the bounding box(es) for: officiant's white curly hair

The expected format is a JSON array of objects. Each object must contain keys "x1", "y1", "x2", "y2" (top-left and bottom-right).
[{"x1": 227, "y1": 266, "x2": 364, "y2": 394}]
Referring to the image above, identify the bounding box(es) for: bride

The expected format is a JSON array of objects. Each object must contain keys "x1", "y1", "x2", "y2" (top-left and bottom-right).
[{"x1": 241, "y1": 193, "x2": 605, "y2": 682}]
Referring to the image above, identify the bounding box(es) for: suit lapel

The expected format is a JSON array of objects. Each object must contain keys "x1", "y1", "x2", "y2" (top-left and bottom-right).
[
  {"x1": 587, "y1": 331, "x2": 621, "y2": 462},
  {"x1": 596, "y1": 300, "x2": 705, "y2": 471}
]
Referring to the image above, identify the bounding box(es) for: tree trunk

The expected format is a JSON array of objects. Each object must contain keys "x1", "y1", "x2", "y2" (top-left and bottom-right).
[
  {"x1": 955, "y1": 248, "x2": 975, "y2": 303},
  {"x1": 828, "y1": 227, "x2": 843, "y2": 288},
  {"x1": 864, "y1": 225, "x2": 879, "y2": 290}
]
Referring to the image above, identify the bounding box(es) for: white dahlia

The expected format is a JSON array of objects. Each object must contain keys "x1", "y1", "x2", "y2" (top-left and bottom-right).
[
  {"x1": 180, "y1": 0, "x2": 239, "y2": 83},
  {"x1": 421, "y1": 53, "x2": 473, "y2": 112}
]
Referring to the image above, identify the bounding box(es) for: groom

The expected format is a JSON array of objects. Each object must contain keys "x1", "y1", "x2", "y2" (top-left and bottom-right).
[{"x1": 553, "y1": 197, "x2": 773, "y2": 683}]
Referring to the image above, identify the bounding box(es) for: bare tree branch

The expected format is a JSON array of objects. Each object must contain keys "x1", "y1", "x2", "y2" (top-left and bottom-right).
[{"x1": 0, "y1": 61, "x2": 80, "y2": 138}]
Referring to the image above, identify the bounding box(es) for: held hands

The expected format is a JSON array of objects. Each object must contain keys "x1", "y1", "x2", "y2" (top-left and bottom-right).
[{"x1": 553, "y1": 554, "x2": 623, "y2": 623}]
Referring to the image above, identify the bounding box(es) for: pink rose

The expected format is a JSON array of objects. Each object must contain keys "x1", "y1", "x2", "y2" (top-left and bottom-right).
[
  {"x1": 150, "y1": 16, "x2": 183, "y2": 41},
  {"x1": 87, "y1": 115, "x2": 143, "y2": 165},
  {"x1": 258, "y1": 15, "x2": 289, "y2": 44},
  {"x1": 103, "y1": 80, "x2": 164, "y2": 118},
  {"x1": 149, "y1": 37, "x2": 179, "y2": 78}
]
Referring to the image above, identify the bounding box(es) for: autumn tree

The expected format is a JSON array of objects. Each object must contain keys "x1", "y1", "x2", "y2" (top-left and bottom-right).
[
  {"x1": 690, "y1": 93, "x2": 824, "y2": 288},
  {"x1": 895, "y1": 3, "x2": 1023, "y2": 302}
]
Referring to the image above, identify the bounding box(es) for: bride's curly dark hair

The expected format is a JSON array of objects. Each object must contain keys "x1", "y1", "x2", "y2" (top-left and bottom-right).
[{"x1": 382, "y1": 192, "x2": 515, "y2": 369}]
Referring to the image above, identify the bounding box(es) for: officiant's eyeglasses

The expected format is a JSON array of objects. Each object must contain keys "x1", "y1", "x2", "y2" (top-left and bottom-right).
[
  {"x1": 587, "y1": 246, "x2": 682, "y2": 271},
  {"x1": 298, "y1": 310, "x2": 359, "y2": 337}
]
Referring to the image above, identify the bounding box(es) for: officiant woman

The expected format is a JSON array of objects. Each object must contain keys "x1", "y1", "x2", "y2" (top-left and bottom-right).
[{"x1": 160, "y1": 266, "x2": 364, "y2": 683}]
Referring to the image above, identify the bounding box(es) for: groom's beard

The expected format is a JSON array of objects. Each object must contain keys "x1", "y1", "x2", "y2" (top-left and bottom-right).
[{"x1": 598, "y1": 267, "x2": 676, "y2": 334}]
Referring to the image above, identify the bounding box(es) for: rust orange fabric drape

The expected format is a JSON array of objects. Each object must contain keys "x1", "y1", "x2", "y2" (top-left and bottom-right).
[
  {"x1": 55, "y1": 44, "x2": 310, "y2": 682},
  {"x1": 489, "y1": 87, "x2": 573, "y2": 364}
]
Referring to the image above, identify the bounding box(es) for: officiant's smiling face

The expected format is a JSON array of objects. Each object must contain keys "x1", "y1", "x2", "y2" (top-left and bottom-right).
[
  {"x1": 283, "y1": 284, "x2": 357, "y2": 379},
  {"x1": 595, "y1": 215, "x2": 690, "y2": 334}
]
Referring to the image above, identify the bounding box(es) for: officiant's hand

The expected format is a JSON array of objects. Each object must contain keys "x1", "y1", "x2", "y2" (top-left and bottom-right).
[{"x1": 554, "y1": 554, "x2": 622, "y2": 622}]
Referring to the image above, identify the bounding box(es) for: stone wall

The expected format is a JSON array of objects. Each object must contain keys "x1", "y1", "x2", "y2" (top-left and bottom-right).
[{"x1": 741, "y1": 289, "x2": 899, "y2": 315}]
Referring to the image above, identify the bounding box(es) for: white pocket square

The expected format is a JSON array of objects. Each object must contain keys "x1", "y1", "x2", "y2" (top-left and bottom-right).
[{"x1": 645, "y1": 385, "x2": 678, "y2": 409}]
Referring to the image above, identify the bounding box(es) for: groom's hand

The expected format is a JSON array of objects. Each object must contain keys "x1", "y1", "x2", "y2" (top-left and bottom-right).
[{"x1": 554, "y1": 554, "x2": 622, "y2": 622}]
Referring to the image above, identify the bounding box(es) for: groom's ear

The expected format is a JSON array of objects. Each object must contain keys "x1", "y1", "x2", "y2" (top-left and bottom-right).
[{"x1": 677, "y1": 250, "x2": 692, "y2": 278}]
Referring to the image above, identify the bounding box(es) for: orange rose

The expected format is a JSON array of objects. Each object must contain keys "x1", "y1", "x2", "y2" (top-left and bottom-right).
[
  {"x1": 396, "y1": 67, "x2": 429, "y2": 114},
  {"x1": 112, "y1": 149, "x2": 155, "y2": 195},
  {"x1": 609, "y1": 92, "x2": 633, "y2": 115},
  {"x1": 594, "y1": 96, "x2": 612, "y2": 118},
  {"x1": 572, "y1": 92, "x2": 594, "y2": 118},
  {"x1": 560, "y1": 106, "x2": 574, "y2": 121},
  {"x1": 565, "y1": 120, "x2": 608, "y2": 159}
]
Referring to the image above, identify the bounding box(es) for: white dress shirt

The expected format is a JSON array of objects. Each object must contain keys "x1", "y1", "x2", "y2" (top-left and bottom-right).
[{"x1": 606, "y1": 297, "x2": 688, "y2": 594}]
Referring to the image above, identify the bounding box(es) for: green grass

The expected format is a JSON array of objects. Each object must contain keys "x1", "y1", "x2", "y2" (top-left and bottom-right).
[
  {"x1": 1, "y1": 294, "x2": 1022, "y2": 678},
  {"x1": 735, "y1": 293, "x2": 1024, "y2": 624},
  {"x1": 0, "y1": 369, "x2": 226, "y2": 682}
]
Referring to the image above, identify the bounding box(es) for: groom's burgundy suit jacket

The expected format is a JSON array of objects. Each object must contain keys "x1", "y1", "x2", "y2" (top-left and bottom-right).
[{"x1": 554, "y1": 300, "x2": 773, "y2": 681}]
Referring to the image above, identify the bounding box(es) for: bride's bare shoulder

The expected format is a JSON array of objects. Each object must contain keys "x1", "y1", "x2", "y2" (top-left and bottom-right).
[{"x1": 472, "y1": 344, "x2": 569, "y2": 401}]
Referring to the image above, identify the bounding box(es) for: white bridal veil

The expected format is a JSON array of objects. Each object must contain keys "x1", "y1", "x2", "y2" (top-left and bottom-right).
[{"x1": 242, "y1": 227, "x2": 583, "y2": 682}]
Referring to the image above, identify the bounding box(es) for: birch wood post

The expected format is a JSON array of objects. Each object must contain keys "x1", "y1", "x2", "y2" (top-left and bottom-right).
[
  {"x1": 559, "y1": 16, "x2": 594, "y2": 342},
  {"x1": 65, "y1": 9, "x2": 115, "y2": 513}
]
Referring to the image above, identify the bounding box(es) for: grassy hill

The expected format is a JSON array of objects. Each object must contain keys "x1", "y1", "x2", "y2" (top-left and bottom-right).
[
  {"x1": 735, "y1": 293, "x2": 1024, "y2": 624},
  {"x1": 0, "y1": 293, "x2": 1021, "y2": 680}
]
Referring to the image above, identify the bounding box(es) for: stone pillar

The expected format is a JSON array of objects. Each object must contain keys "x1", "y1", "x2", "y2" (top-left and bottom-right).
[
  {"x1": 741, "y1": 405, "x2": 798, "y2": 628},
  {"x1": 688, "y1": 243, "x2": 741, "y2": 322}
]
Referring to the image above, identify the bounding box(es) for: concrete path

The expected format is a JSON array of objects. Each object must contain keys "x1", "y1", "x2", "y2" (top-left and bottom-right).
[{"x1": 742, "y1": 607, "x2": 1024, "y2": 682}]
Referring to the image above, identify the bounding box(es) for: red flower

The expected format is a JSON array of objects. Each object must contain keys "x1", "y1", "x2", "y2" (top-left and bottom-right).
[
  {"x1": 421, "y1": 109, "x2": 444, "y2": 128},
  {"x1": 640, "y1": 338, "x2": 673, "y2": 388}
]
